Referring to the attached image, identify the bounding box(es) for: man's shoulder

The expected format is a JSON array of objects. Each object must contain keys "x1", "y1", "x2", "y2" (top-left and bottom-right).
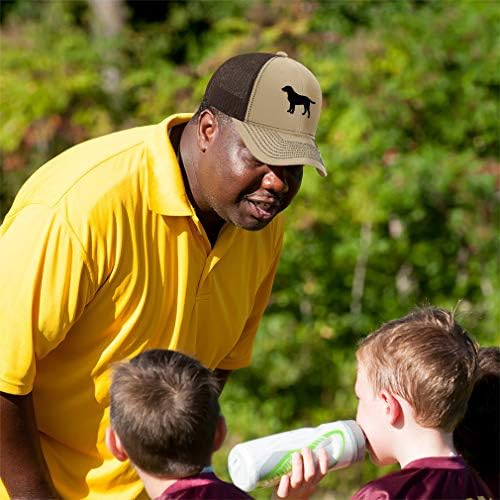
[
  {"x1": 6, "y1": 124, "x2": 159, "y2": 222},
  {"x1": 37, "y1": 124, "x2": 155, "y2": 191}
]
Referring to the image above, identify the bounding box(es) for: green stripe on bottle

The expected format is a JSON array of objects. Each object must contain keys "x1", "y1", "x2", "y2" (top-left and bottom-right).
[{"x1": 260, "y1": 429, "x2": 346, "y2": 481}]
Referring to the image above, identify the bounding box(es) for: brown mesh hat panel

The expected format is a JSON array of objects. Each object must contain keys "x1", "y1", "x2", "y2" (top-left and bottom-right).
[{"x1": 204, "y1": 53, "x2": 275, "y2": 121}]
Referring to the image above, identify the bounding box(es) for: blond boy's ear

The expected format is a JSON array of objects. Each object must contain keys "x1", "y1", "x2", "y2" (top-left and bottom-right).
[
  {"x1": 212, "y1": 415, "x2": 227, "y2": 453},
  {"x1": 105, "y1": 426, "x2": 129, "y2": 462},
  {"x1": 380, "y1": 390, "x2": 402, "y2": 426}
]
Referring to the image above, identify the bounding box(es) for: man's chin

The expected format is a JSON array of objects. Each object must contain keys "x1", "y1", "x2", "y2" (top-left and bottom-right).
[
  {"x1": 234, "y1": 219, "x2": 272, "y2": 231},
  {"x1": 226, "y1": 212, "x2": 274, "y2": 231}
]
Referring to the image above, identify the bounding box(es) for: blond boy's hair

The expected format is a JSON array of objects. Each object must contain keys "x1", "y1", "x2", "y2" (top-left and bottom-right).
[{"x1": 356, "y1": 306, "x2": 478, "y2": 432}]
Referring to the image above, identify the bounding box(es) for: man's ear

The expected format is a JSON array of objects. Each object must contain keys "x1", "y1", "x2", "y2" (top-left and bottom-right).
[
  {"x1": 212, "y1": 415, "x2": 227, "y2": 453},
  {"x1": 105, "y1": 426, "x2": 129, "y2": 462},
  {"x1": 380, "y1": 390, "x2": 402, "y2": 426},
  {"x1": 197, "y1": 109, "x2": 219, "y2": 152}
]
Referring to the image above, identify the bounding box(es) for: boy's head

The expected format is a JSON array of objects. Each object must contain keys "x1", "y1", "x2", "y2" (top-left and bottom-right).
[
  {"x1": 354, "y1": 306, "x2": 478, "y2": 466},
  {"x1": 106, "y1": 349, "x2": 224, "y2": 478},
  {"x1": 453, "y1": 347, "x2": 500, "y2": 495}
]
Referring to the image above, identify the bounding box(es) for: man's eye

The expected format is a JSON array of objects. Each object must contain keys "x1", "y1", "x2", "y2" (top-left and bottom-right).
[{"x1": 288, "y1": 166, "x2": 304, "y2": 181}]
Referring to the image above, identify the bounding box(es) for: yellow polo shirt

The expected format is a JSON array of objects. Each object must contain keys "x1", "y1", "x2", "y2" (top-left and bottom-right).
[{"x1": 0, "y1": 114, "x2": 284, "y2": 499}]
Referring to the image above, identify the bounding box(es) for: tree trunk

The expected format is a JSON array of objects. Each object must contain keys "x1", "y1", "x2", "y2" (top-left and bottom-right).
[{"x1": 87, "y1": 0, "x2": 126, "y2": 99}]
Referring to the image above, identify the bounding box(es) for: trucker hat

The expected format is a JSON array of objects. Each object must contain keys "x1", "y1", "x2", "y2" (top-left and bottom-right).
[{"x1": 203, "y1": 52, "x2": 326, "y2": 177}]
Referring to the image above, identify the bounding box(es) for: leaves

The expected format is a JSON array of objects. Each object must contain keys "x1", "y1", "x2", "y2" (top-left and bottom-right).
[{"x1": 1, "y1": 1, "x2": 499, "y2": 496}]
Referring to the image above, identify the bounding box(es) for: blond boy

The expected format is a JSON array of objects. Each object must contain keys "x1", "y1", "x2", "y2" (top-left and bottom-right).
[
  {"x1": 353, "y1": 306, "x2": 492, "y2": 499},
  {"x1": 277, "y1": 307, "x2": 492, "y2": 499}
]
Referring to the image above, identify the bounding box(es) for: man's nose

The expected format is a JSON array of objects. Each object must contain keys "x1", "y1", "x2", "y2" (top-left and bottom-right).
[{"x1": 261, "y1": 167, "x2": 289, "y2": 193}]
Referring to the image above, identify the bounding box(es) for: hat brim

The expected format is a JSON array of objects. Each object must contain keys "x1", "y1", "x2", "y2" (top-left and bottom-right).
[{"x1": 232, "y1": 119, "x2": 327, "y2": 177}]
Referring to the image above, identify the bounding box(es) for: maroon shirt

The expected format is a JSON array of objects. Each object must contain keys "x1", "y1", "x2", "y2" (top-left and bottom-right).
[
  {"x1": 157, "y1": 472, "x2": 252, "y2": 500},
  {"x1": 352, "y1": 456, "x2": 493, "y2": 500}
]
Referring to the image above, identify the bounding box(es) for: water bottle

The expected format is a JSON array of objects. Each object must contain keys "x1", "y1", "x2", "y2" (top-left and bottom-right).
[{"x1": 227, "y1": 420, "x2": 365, "y2": 492}]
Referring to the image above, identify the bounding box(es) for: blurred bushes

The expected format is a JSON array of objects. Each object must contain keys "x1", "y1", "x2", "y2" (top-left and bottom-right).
[{"x1": 1, "y1": 0, "x2": 499, "y2": 497}]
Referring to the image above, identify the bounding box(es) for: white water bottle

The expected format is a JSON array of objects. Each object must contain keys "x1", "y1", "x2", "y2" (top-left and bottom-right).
[{"x1": 227, "y1": 420, "x2": 365, "y2": 492}]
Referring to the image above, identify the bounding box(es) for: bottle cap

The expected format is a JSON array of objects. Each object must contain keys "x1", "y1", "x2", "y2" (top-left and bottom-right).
[
  {"x1": 228, "y1": 444, "x2": 259, "y2": 492},
  {"x1": 342, "y1": 420, "x2": 366, "y2": 463}
]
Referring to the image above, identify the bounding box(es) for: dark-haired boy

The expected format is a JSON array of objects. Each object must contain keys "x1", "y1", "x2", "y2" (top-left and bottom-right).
[{"x1": 106, "y1": 349, "x2": 251, "y2": 499}]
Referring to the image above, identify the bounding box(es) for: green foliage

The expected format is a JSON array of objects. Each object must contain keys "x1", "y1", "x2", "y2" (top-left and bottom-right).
[{"x1": 1, "y1": 0, "x2": 499, "y2": 497}]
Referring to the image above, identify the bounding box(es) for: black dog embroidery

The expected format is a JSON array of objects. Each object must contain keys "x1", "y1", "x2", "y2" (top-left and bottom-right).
[{"x1": 281, "y1": 85, "x2": 315, "y2": 118}]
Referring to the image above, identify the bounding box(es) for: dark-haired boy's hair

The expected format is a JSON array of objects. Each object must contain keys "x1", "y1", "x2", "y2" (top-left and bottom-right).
[
  {"x1": 109, "y1": 349, "x2": 220, "y2": 478},
  {"x1": 357, "y1": 306, "x2": 478, "y2": 432},
  {"x1": 454, "y1": 347, "x2": 500, "y2": 495}
]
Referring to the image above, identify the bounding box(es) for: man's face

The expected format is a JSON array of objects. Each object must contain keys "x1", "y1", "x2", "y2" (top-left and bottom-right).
[
  {"x1": 195, "y1": 116, "x2": 303, "y2": 231},
  {"x1": 355, "y1": 360, "x2": 395, "y2": 466}
]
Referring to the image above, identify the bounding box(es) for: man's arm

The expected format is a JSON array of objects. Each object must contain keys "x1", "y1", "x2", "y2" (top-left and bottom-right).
[
  {"x1": 213, "y1": 369, "x2": 232, "y2": 395},
  {"x1": 0, "y1": 391, "x2": 58, "y2": 498}
]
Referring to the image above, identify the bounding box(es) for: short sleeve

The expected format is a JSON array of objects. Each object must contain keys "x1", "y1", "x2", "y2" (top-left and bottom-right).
[
  {"x1": 351, "y1": 484, "x2": 391, "y2": 500},
  {"x1": 0, "y1": 205, "x2": 94, "y2": 395}
]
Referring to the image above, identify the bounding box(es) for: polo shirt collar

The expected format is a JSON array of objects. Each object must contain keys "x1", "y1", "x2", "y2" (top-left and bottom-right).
[{"x1": 146, "y1": 113, "x2": 194, "y2": 216}]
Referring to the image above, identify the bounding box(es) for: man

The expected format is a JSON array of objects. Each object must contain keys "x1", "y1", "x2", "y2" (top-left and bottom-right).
[{"x1": 0, "y1": 52, "x2": 325, "y2": 498}]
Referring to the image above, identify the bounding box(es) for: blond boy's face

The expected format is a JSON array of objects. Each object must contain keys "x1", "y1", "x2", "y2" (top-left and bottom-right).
[{"x1": 355, "y1": 359, "x2": 396, "y2": 466}]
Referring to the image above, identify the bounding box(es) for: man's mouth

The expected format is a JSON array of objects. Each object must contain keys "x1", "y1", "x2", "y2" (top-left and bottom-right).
[{"x1": 245, "y1": 198, "x2": 280, "y2": 220}]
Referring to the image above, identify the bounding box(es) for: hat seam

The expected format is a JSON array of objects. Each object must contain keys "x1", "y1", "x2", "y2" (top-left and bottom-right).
[
  {"x1": 245, "y1": 56, "x2": 277, "y2": 120},
  {"x1": 299, "y1": 70, "x2": 306, "y2": 134},
  {"x1": 237, "y1": 118, "x2": 316, "y2": 140},
  {"x1": 241, "y1": 129, "x2": 323, "y2": 166},
  {"x1": 238, "y1": 123, "x2": 322, "y2": 162}
]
